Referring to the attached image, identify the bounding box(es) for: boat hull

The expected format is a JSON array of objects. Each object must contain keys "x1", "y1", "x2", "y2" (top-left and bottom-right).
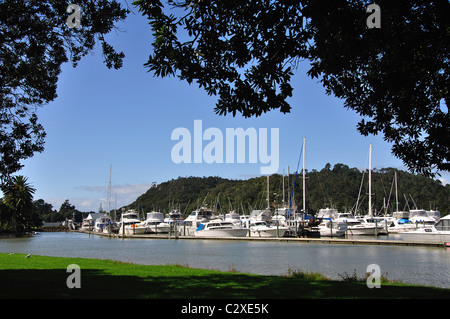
[
  {"x1": 346, "y1": 226, "x2": 382, "y2": 236},
  {"x1": 194, "y1": 229, "x2": 248, "y2": 237},
  {"x1": 119, "y1": 225, "x2": 147, "y2": 235},
  {"x1": 318, "y1": 227, "x2": 346, "y2": 237},
  {"x1": 400, "y1": 229, "x2": 450, "y2": 243},
  {"x1": 249, "y1": 227, "x2": 287, "y2": 237},
  {"x1": 146, "y1": 224, "x2": 171, "y2": 234}
]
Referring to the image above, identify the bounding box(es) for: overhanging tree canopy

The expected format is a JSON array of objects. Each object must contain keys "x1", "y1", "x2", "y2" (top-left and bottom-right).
[
  {"x1": 133, "y1": 0, "x2": 449, "y2": 177},
  {"x1": 0, "y1": 0, "x2": 129, "y2": 184}
]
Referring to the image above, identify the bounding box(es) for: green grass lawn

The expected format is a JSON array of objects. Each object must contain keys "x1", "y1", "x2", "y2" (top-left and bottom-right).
[{"x1": 1, "y1": 253, "x2": 449, "y2": 299}]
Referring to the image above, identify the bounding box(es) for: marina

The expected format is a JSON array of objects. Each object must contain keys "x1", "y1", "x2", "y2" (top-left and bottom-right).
[
  {"x1": 74, "y1": 205, "x2": 450, "y2": 247},
  {"x1": 72, "y1": 142, "x2": 450, "y2": 247}
]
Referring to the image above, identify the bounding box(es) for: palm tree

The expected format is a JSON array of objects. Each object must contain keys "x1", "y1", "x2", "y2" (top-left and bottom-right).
[{"x1": 2, "y1": 175, "x2": 37, "y2": 232}]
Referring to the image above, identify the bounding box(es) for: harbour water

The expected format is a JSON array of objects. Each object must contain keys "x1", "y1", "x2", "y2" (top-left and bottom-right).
[{"x1": 1, "y1": 231, "x2": 449, "y2": 289}]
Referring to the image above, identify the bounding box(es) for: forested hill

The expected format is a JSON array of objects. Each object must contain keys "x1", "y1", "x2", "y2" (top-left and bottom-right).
[{"x1": 126, "y1": 164, "x2": 450, "y2": 218}]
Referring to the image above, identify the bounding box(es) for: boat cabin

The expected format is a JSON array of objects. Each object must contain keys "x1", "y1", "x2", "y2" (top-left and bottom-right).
[{"x1": 435, "y1": 215, "x2": 450, "y2": 231}]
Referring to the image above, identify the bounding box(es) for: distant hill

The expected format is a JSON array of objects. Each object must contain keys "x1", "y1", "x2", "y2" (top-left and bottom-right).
[{"x1": 124, "y1": 164, "x2": 450, "y2": 218}]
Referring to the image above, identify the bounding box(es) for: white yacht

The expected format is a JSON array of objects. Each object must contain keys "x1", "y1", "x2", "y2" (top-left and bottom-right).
[
  {"x1": 401, "y1": 214, "x2": 450, "y2": 243},
  {"x1": 409, "y1": 209, "x2": 437, "y2": 227},
  {"x1": 337, "y1": 213, "x2": 382, "y2": 236},
  {"x1": 239, "y1": 214, "x2": 251, "y2": 225},
  {"x1": 94, "y1": 214, "x2": 118, "y2": 234},
  {"x1": 393, "y1": 211, "x2": 410, "y2": 220},
  {"x1": 165, "y1": 210, "x2": 184, "y2": 225},
  {"x1": 194, "y1": 220, "x2": 248, "y2": 237},
  {"x1": 317, "y1": 219, "x2": 347, "y2": 237},
  {"x1": 248, "y1": 220, "x2": 288, "y2": 237},
  {"x1": 249, "y1": 209, "x2": 272, "y2": 223},
  {"x1": 142, "y1": 211, "x2": 171, "y2": 233},
  {"x1": 427, "y1": 210, "x2": 441, "y2": 223},
  {"x1": 93, "y1": 214, "x2": 111, "y2": 233},
  {"x1": 118, "y1": 210, "x2": 146, "y2": 235},
  {"x1": 317, "y1": 208, "x2": 339, "y2": 220},
  {"x1": 386, "y1": 218, "x2": 418, "y2": 233},
  {"x1": 271, "y1": 207, "x2": 293, "y2": 227},
  {"x1": 316, "y1": 208, "x2": 347, "y2": 237},
  {"x1": 183, "y1": 207, "x2": 215, "y2": 235},
  {"x1": 224, "y1": 211, "x2": 242, "y2": 225},
  {"x1": 80, "y1": 218, "x2": 93, "y2": 231}
]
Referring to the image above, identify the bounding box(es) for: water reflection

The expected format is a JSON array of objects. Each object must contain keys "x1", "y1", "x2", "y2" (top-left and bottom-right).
[{"x1": 1, "y1": 232, "x2": 449, "y2": 288}]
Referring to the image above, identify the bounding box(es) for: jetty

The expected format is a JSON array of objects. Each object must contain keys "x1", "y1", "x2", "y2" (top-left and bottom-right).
[{"x1": 76, "y1": 230, "x2": 446, "y2": 248}]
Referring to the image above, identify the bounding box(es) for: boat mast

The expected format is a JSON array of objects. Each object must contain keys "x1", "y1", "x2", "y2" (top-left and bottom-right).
[
  {"x1": 266, "y1": 175, "x2": 270, "y2": 210},
  {"x1": 368, "y1": 144, "x2": 372, "y2": 217},
  {"x1": 302, "y1": 138, "x2": 306, "y2": 214},
  {"x1": 395, "y1": 171, "x2": 399, "y2": 213},
  {"x1": 107, "y1": 164, "x2": 112, "y2": 215},
  {"x1": 282, "y1": 169, "x2": 285, "y2": 207}
]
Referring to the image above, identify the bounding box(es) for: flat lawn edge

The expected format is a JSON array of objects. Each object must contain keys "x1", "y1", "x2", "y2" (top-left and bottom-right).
[{"x1": 0, "y1": 253, "x2": 449, "y2": 299}]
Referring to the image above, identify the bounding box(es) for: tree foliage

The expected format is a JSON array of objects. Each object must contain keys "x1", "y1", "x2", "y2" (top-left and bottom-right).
[
  {"x1": 134, "y1": 0, "x2": 449, "y2": 177},
  {"x1": 1, "y1": 175, "x2": 40, "y2": 232},
  {"x1": 33, "y1": 199, "x2": 90, "y2": 224},
  {"x1": 0, "y1": 0, "x2": 129, "y2": 184}
]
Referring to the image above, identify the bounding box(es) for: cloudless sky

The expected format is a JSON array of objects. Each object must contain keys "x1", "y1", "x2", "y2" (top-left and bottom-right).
[{"x1": 16, "y1": 2, "x2": 449, "y2": 212}]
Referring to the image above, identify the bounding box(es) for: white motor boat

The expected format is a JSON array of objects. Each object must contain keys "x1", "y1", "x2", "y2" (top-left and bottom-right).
[
  {"x1": 409, "y1": 209, "x2": 437, "y2": 227},
  {"x1": 315, "y1": 208, "x2": 347, "y2": 237},
  {"x1": 317, "y1": 219, "x2": 347, "y2": 237},
  {"x1": 118, "y1": 210, "x2": 146, "y2": 235},
  {"x1": 239, "y1": 215, "x2": 251, "y2": 225},
  {"x1": 317, "y1": 208, "x2": 339, "y2": 220},
  {"x1": 165, "y1": 210, "x2": 183, "y2": 223},
  {"x1": 142, "y1": 211, "x2": 171, "y2": 233},
  {"x1": 183, "y1": 207, "x2": 215, "y2": 235},
  {"x1": 224, "y1": 211, "x2": 242, "y2": 225},
  {"x1": 248, "y1": 221, "x2": 287, "y2": 237},
  {"x1": 337, "y1": 213, "x2": 382, "y2": 236},
  {"x1": 194, "y1": 220, "x2": 248, "y2": 237},
  {"x1": 426, "y1": 210, "x2": 441, "y2": 223},
  {"x1": 93, "y1": 214, "x2": 112, "y2": 233},
  {"x1": 271, "y1": 214, "x2": 287, "y2": 227},
  {"x1": 401, "y1": 214, "x2": 450, "y2": 243},
  {"x1": 386, "y1": 218, "x2": 418, "y2": 233},
  {"x1": 80, "y1": 218, "x2": 93, "y2": 231},
  {"x1": 249, "y1": 209, "x2": 272, "y2": 223},
  {"x1": 271, "y1": 207, "x2": 294, "y2": 227}
]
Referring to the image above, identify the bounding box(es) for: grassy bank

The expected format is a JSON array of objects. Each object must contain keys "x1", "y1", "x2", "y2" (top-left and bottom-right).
[{"x1": 1, "y1": 253, "x2": 449, "y2": 299}]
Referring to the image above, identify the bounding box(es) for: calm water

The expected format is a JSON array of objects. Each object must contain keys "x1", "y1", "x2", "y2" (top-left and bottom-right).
[{"x1": 1, "y1": 232, "x2": 449, "y2": 288}]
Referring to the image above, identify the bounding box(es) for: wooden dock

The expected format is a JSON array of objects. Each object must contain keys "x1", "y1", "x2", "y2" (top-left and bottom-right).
[{"x1": 76, "y1": 230, "x2": 447, "y2": 248}]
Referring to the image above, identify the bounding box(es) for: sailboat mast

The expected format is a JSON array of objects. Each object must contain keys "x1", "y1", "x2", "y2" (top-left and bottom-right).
[
  {"x1": 282, "y1": 169, "x2": 285, "y2": 207},
  {"x1": 266, "y1": 175, "x2": 270, "y2": 209},
  {"x1": 395, "y1": 171, "x2": 399, "y2": 212},
  {"x1": 107, "y1": 164, "x2": 112, "y2": 215},
  {"x1": 368, "y1": 144, "x2": 372, "y2": 216},
  {"x1": 302, "y1": 137, "x2": 306, "y2": 213}
]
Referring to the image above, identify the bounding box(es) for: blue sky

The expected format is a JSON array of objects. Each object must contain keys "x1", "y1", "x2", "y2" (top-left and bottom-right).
[{"x1": 16, "y1": 3, "x2": 449, "y2": 212}]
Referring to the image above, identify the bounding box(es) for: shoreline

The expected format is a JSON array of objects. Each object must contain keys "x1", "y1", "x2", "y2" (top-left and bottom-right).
[{"x1": 76, "y1": 229, "x2": 448, "y2": 248}]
